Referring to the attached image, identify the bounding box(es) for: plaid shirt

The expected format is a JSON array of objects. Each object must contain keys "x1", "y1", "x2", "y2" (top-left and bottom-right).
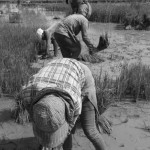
[{"x1": 19, "y1": 58, "x2": 85, "y2": 115}]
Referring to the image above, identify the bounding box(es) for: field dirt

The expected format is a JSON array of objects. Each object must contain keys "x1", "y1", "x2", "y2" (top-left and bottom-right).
[{"x1": 1, "y1": 22, "x2": 150, "y2": 150}]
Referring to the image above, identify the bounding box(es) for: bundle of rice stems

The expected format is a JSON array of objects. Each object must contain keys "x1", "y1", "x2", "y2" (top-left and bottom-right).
[{"x1": 78, "y1": 33, "x2": 109, "y2": 63}]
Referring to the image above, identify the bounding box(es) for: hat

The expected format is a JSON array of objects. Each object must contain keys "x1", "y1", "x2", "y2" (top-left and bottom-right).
[
  {"x1": 32, "y1": 95, "x2": 69, "y2": 148},
  {"x1": 78, "y1": 2, "x2": 92, "y2": 19},
  {"x1": 36, "y1": 28, "x2": 44, "y2": 40}
]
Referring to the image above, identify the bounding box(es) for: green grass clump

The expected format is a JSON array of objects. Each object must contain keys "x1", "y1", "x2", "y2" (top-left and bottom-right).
[
  {"x1": 95, "y1": 62, "x2": 150, "y2": 114},
  {"x1": 0, "y1": 24, "x2": 39, "y2": 97},
  {"x1": 116, "y1": 63, "x2": 150, "y2": 101},
  {"x1": 89, "y1": 2, "x2": 150, "y2": 25},
  {"x1": 94, "y1": 69, "x2": 116, "y2": 114},
  {"x1": 90, "y1": 3, "x2": 127, "y2": 23}
]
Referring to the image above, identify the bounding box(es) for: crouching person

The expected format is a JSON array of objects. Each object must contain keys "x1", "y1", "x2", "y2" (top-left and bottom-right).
[
  {"x1": 16, "y1": 58, "x2": 109, "y2": 150},
  {"x1": 36, "y1": 25, "x2": 59, "y2": 59},
  {"x1": 53, "y1": 2, "x2": 98, "y2": 59}
]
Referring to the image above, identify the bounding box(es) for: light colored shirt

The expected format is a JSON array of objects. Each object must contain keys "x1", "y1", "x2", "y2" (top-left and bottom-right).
[{"x1": 54, "y1": 14, "x2": 94, "y2": 50}]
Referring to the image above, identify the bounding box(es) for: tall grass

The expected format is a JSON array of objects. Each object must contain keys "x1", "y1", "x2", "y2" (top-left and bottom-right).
[
  {"x1": 0, "y1": 24, "x2": 39, "y2": 97},
  {"x1": 115, "y1": 62, "x2": 150, "y2": 101},
  {"x1": 23, "y1": 2, "x2": 150, "y2": 24},
  {"x1": 0, "y1": 5, "x2": 50, "y2": 97},
  {"x1": 90, "y1": 2, "x2": 150, "y2": 23},
  {"x1": 40, "y1": 3, "x2": 71, "y2": 12},
  {"x1": 94, "y1": 70, "x2": 116, "y2": 114},
  {"x1": 95, "y1": 62, "x2": 150, "y2": 114}
]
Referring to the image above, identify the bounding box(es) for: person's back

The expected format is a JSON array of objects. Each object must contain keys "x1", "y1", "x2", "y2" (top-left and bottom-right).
[
  {"x1": 54, "y1": 14, "x2": 94, "y2": 58},
  {"x1": 55, "y1": 14, "x2": 88, "y2": 38},
  {"x1": 22, "y1": 58, "x2": 85, "y2": 115},
  {"x1": 17, "y1": 58, "x2": 108, "y2": 150}
]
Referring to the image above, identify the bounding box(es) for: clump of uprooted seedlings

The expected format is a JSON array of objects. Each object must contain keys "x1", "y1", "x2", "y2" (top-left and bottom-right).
[{"x1": 78, "y1": 33, "x2": 109, "y2": 63}]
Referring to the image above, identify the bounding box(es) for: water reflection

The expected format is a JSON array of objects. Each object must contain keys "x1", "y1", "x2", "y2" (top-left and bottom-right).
[{"x1": 0, "y1": 3, "x2": 66, "y2": 27}]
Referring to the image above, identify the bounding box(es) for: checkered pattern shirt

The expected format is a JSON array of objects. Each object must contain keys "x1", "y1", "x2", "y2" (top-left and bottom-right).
[{"x1": 19, "y1": 58, "x2": 85, "y2": 115}]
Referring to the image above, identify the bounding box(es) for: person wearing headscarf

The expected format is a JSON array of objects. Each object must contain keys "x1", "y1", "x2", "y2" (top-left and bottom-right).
[
  {"x1": 66, "y1": 0, "x2": 89, "y2": 14},
  {"x1": 36, "y1": 21, "x2": 60, "y2": 59},
  {"x1": 53, "y1": 2, "x2": 97, "y2": 59},
  {"x1": 17, "y1": 58, "x2": 109, "y2": 150}
]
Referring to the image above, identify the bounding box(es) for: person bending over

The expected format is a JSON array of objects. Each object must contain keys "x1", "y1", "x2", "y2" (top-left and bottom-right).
[
  {"x1": 17, "y1": 58, "x2": 108, "y2": 150},
  {"x1": 36, "y1": 22, "x2": 59, "y2": 59},
  {"x1": 53, "y1": 3, "x2": 97, "y2": 59}
]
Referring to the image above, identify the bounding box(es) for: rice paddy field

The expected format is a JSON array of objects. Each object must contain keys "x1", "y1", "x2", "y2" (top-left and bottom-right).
[{"x1": 1, "y1": 1, "x2": 150, "y2": 150}]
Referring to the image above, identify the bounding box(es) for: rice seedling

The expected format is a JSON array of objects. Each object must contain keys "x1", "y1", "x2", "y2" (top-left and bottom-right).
[
  {"x1": 95, "y1": 61, "x2": 150, "y2": 114},
  {"x1": 0, "y1": 23, "x2": 39, "y2": 97},
  {"x1": 94, "y1": 68, "x2": 117, "y2": 114},
  {"x1": 89, "y1": 2, "x2": 150, "y2": 28},
  {"x1": 115, "y1": 62, "x2": 150, "y2": 101}
]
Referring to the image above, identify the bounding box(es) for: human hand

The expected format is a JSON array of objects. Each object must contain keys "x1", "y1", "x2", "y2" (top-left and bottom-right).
[
  {"x1": 97, "y1": 115, "x2": 112, "y2": 135},
  {"x1": 89, "y1": 47, "x2": 98, "y2": 55}
]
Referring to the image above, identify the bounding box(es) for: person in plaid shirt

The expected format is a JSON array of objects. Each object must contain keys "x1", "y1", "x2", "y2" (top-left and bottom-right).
[{"x1": 18, "y1": 58, "x2": 107, "y2": 150}]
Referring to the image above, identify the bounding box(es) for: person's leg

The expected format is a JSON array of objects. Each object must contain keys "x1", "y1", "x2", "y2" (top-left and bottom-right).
[
  {"x1": 54, "y1": 33, "x2": 71, "y2": 58},
  {"x1": 51, "y1": 36, "x2": 58, "y2": 57},
  {"x1": 54, "y1": 33, "x2": 81, "y2": 59},
  {"x1": 63, "y1": 134, "x2": 73, "y2": 150},
  {"x1": 80, "y1": 100, "x2": 107, "y2": 150},
  {"x1": 70, "y1": 40, "x2": 81, "y2": 59}
]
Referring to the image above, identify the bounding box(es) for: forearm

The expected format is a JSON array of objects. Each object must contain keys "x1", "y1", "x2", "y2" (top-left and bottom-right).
[
  {"x1": 83, "y1": 36, "x2": 94, "y2": 50},
  {"x1": 81, "y1": 21, "x2": 95, "y2": 51}
]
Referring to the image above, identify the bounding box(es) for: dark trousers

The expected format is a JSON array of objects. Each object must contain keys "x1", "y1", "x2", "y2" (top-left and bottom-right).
[
  {"x1": 51, "y1": 36, "x2": 58, "y2": 57},
  {"x1": 63, "y1": 100, "x2": 107, "y2": 150},
  {"x1": 54, "y1": 33, "x2": 81, "y2": 59}
]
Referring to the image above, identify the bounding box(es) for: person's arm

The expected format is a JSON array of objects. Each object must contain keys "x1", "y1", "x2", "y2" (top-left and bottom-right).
[
  {"x1": 81, "y1": 18, "x2": 96, "y2": 54},
  {"x1": 79, "y1": 62, "x2": 98, "y2": 107},
  {"x1": 45, "y1": 21, "x2": 60, "y2": 55}
]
